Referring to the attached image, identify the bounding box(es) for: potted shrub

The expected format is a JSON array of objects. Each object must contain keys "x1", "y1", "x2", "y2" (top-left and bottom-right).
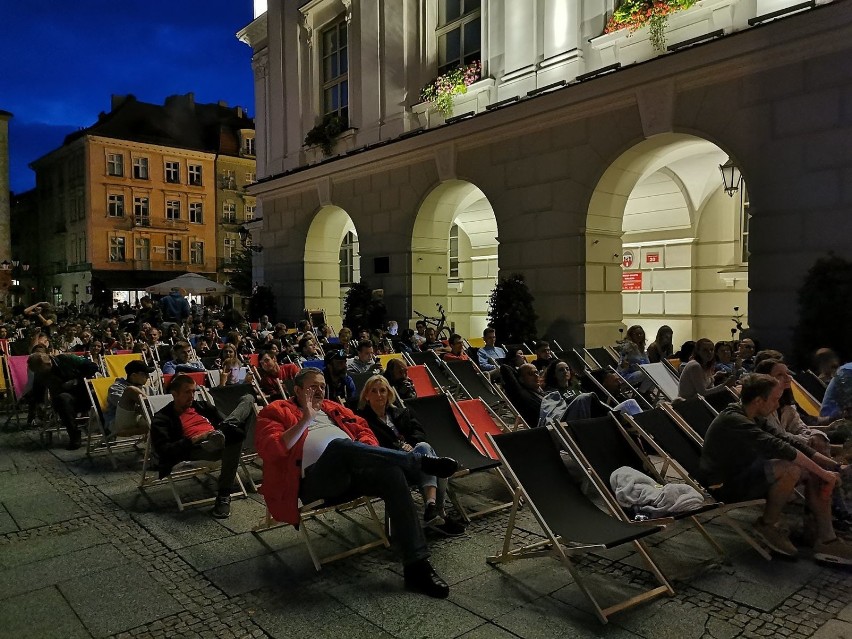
[
  {"x1": 420, "y1": 60, "x2": 482, "y2": 117},
  {"x1": 304, "y1": 113, "x2": 347, "y2": 156},
  {"x1": 605, "y1": 0, "x2": 698, "y2": 51},
  {"x1": 487, "y1": 273, "x2": 539, "y2": 345}
]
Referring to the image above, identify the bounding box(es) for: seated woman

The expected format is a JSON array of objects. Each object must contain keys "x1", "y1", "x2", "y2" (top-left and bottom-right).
[
  {"x1": 677, "y1": 338, "x2": 736, "y2": 401},
  {"x1": 218, "y1": 346, "x2": 253, "y2": 387},
  {"x1": 539, "y1": 360, "x2": 611, "y2": 426},
  {"x1": 356, "y1": 375, "x2": 464, "y2": 535},
  {"x1": 713, "y1": 340, "x2": 736, "y2": 375},
  {"x1": 384, "y1": 358, "x2": 417, "y2": 403},
  {"x1": 616, "y1": 325, "x2": 650, "y2": 387},
  {"x1": 647, "y1": 325, "x2": 673, "y2": 364}
]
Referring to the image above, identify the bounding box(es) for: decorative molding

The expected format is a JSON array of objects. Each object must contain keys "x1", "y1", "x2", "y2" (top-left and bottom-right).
[
  {"x1": 316, "y1": 176, "x2": 333, "y2": 206},
  {"x1": 434, "y1": 145, "x2": 456, "y2": 182},
  {"x1": 301, "y1": 13, "x2": 313, "y2": 49},
  {"x1": 636, "y1": 81, "x2": 675, "y2": 138},
  {"x1": 341, "y1": 0, "x2": 353, "y2": 24}
]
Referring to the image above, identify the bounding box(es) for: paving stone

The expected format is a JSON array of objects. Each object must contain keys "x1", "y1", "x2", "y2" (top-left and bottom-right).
[
  {"x1": 449, "y1": 563, "x2": 549, "y2": 620},
  {"x1": 132, "y1": 510, "x2": 233, "y2": 551},
  {"x1": 3, "y1": 487, "x2": 85, "y2": 529},
  {"x1": 0, "y1": 586, "x2": 91, "y2": 638},
  {"x1": 0, "y1": 524, "x2": 105, "y2": 569},
  {"x1": 456, "y1": 622, "x2": 522, "y2": 639},
  {"x1": 609, "y1": 597, "x2": 739, "y2": 639},
  {"x1": 177, "y1": 531, "x2": 271, "y2": 572},
  {"x1": 0, "y1": 505, "x2": 18, "y2": 534},
  {"x1": 58, "y1": 562, "x2": 183, "y2": 638},
  {"x1": 205, "y1": 552, "x2": 293, "y2": 597},
  {"x1": 838, "y1": 601, "x2": 852, "y2": 622},
  {"x1": 0, "y1": 471, "x2": 55, "y2": 499},
  {"x1": 213, "y1": 495, "x2": 268, "y2": 534},
  {"x1": 0, "y1": 542, "x2": 124, "y2": 600},
  {"x1": 810, "y1": 619, "x2": 852, "y2": 639},
  {"x1": 493, "y1": 594, "x2": 642, "y2": 638}
]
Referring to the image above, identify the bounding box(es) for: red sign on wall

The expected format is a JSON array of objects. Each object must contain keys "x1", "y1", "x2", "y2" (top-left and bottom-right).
[
  {"x1": 622, "y1": 271, "x2": 643, "y2": 291},
  {"x1": 646, "y1": 252, "x2": 660, "y2": 264}
]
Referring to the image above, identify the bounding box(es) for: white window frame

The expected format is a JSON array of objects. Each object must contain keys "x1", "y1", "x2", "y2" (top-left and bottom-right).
[
  {"x1": 133, "y1": 197, "x2": 150, "y2": 226},
  {"x1": 189, "y1": 201, "x2": 203, "y2": 224},
  {"x1": 132, "y1": 156, "x2": 149, "y2": 180},
  {"x1": 339, "y1": 230, "x2": 359, "y2": 286},
  {"x1": 740, "y1": 182, "x2": 750, "y2": 264},
  {"x1": 107, "y1": 193, "x2": 125, "y2": 217},
  {"x1": 245, "y1": 203, "x2": 256, "y2": 221},
  {"x1": 166, "y1": 239, "x2": 182, "y2": 262},
  {"x1": 245, "y1": 172, "x2": 257, "y2": 185},
  {"x1": 107, "y1": 153, "x2": 124, "y2": 177},
  {"x1": 223, "y1": 236, "x2": 237, "y2": 262},
  {"x1": 134, "y1": 237, "x2": 150, "y2": 262},
  {"x1": 166, "y1": 199, "x2": 181, "y2": 220},
  {"x1": 244, "y1": 137, "x2": 255, "y2": 156},
  {"x1": 449, "y1": 223, "x2": 460, "y2": 279},
  {"x1": 190, "y1": 241, "x2": 204, "y2": 265},
  {"x1": 223, "y1": 200, "x2": 237, "y2": 223},
  {"x1": 437, "y1": 0, "x2": 482, "y2": 75},
  {"x1": 109, "y1": 236, "x2": 126, "y2": 262},
  {"x1": 165, "y1": 161, "x2": 180, "y2": 184},
  {"x1": 320, "y1": 16, "x2": 349, "y2": 122},
  {"x1": 188, "y1": 164, "x2": 203, "y2": 186}
]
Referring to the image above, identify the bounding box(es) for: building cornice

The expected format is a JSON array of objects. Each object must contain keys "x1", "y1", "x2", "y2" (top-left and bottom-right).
[
  {"x1": 237, "y1": 12, "x2": 268, "y2": 49},
  {"x1": 87, "y1": 136, "x2": 217, "y2": 160}
]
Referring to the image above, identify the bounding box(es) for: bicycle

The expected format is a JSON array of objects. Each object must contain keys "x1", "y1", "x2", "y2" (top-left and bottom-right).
[{"x1": 413, "y1": 304, "x2": 452, "y2": 342}]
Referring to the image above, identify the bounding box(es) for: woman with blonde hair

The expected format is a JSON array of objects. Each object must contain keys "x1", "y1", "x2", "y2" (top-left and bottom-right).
[{"x1": 356, "y1": 375, "x2": 464, "y2": 535}]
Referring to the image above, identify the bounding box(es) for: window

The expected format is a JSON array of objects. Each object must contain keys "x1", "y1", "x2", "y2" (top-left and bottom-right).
[
  {"x1": 132, "y1": 157, "x2": 149, "y2": 180},
  {"x1": 107, "y1": 153, "x2": 124, "y2": 177},
  {"x1": 107, "y1": 194, "x2": 125, "y2": 217},
  {"x1": 321, "y1": 18, "x2": 349, "y2": 122},
  {"x1": 109, "y1": 236, "x2": 126, "y2": 262},
  {"x1": 166, "y1": 199, "x2": 181, "y2": 220},
  {"x1": 740, "y1": 182, "x2": 750, "y2": 264},
  {"x1": 165, "y1": 161, "x2": 180, "y2": 183},
  {"x1": 245, "y1": 172, "x2": 257, "y2": 185},
  {"x1": 222, "y1": 170, "x2": 236, "y2": 190},
  {"x1": 190, "y1": 241, "x2": 204, "y2": 265},
  {"x1": 449, "y1": 223, "x2": 459, "y2": 278},
  {"x1": 244, "y1": 136, "x2": 255, "y2": 156},
  {"x1": 188, "y1": 164, "x2": 203, "y2": 186},
  {"x1": 223, "y1": 200, "x2": 236, "y2": 223},
  {"x1": 134, "y1": 197, "x2": 150, "y2": 226},
  {"x1": 189, "y1": 201, "x2": 203, "y2": 224},
  {"x1": 223, "y1": 236, "x2": 237, "y2": 263},
  {"x1": 339, "y1": 230, "x2": 359, "y2": 285},
  {"x1": 245, "y1": 203, "x2": 256, "y2": 221},
  {"x1": 78, "y1": 234, "x2": 86, "y2": 263},
  {"x1": 134, "y1": 237, "x2": 150, "y2": 262},
  {"x1": 166, "y1": 239, "x2": 182, "y2": 262},
  {"x1": 437, "y1": 0, "x2": 481, "y2": 74}
]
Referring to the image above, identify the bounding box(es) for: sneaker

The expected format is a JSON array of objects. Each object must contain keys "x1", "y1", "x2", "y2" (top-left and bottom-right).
[
  {"x1": 403, "y1": 559, "x2": 450, "y2": 598},
  {"x1": 423, "y1": 502, "x2": 440, "y2": 525},
  {"x1": 211, "y1": 494, "x2": 231, "y2": 519},
  {"x1": 813, "y1": 538, "x2": 852, "y2": 566},
  {"x1": 420, "y1": 456, "x2": 459, "y2": 479},
  {"x1": 199, "y1": 430, "x2": 226, "y2": 453},
  {"x1": 431, "y1": 516, "x2": 467, "y2": 537},
  {"x1": 753, "y1": 518, "x2": 798, "y2": 557}
]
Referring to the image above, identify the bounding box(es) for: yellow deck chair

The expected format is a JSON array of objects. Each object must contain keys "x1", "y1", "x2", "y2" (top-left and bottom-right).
[
  {"x1": 524, "y1": 354, "x2": 537, "y2": 363},
  {"x1": 791, "y1": 379, "x2": 821, "y2": 417},
  {"x1": 85, "y1": 376, "x2": 146, "y2": 468},
  {"x1": 104, "y1": 353, "x2": 143, "y2": 378},
  {"x1": 0, "y1": 356, "x2": 7, "y2": 394},
  {"x1": 377, "y1": 353, "x2": 403, "y2": 369},
  {"x1": 466, "y1": 337, "x2": 486, "y2": 348}
]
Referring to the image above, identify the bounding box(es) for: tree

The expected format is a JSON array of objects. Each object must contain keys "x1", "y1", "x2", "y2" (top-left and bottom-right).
[
  {"x1": 228, "y1": 249, "x2": 254, "y2": 297},
  {"x1": 793, "y1": 253, "x2": 852, "y2": 366},
  {"x1": 487, "y1": 273, "x2": 538, "y2": 345},
  {"x1": 343, "y1": 281, "x2": 386, "y2": 331},
  {"x1": 248, "y1": 286, "x2": 277, "y2": 322}
]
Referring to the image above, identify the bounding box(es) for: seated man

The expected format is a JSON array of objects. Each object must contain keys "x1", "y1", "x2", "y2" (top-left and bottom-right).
[
  {"x1": 441, "y1": 334, "x2": 469, "y2": 362},
  {"x1": 347, "y1": 340, "x2": 380, "y2": 375},
  {"x1": 820, "y1": 361, "x2": 852, "y2": 422},
  {"x1": 499, "y1": 362, "x2": 544, "y2": 428},
  {"x1": 105, "y1": 360, "x2": 154, "y2": 437},
  {"x1": 295, "y1": 335, "x2": 320, "y2": 365},
  {"x1": 28, "y1": 351, "x2": 100, "y2": 449},
  {"x1": 150, "y1": 374, "x2": 255, "y2": 518},
  {"x1": 531, "y1": 340, "x2": 556, "y2": 372},
  {"x1": 420, "y1": 327, "x2": 445, "y2": 353},
  {"x1": 477, "y1": 328, "x2": 506, "y2": 379},
  {"x1": 161, "y1": 341, "x2": 206, "y2": 375},
  {"x1": 255, "y1": 350, "x2": 299, "y2": 400},
  {"x1": 699, "y1": 374, "x2": 850, "y2": 564},
  {"x1": 255, "y1": 367, "x2": 458, "y2": 597},
  {"x1": 324, "y1": 349, "x2": 357, "y2": 404}
]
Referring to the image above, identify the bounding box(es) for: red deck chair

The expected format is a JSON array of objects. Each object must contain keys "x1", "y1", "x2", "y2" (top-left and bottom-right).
[
  {"x1": 161, "y1": 371, "x2": 208, "y2": 391},
  {"x1": 454, "y1": 398, "x2": 509, "y2": 460},
  {"x1": 407, "y1": 364, "x2": 439, "y2": 397},
  {"x1": 246, "y1": 353, "x2": 259, "y2": 367}
]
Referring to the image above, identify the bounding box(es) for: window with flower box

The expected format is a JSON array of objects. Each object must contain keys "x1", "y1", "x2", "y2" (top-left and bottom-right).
[
  {"x1": 321, "y1": 17, "x2": 349, "y2": 122},
  {"x1": 437, "y1": 0, "x2": 481, "y2": 74}
]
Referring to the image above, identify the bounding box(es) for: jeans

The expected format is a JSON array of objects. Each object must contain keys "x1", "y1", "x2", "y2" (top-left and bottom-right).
[
  {"x1": 300, "y1": 438, "x2": 429, "y2": 565},
  {"x1": 189, "y1": 394, "x2": 254, "y2": 496},
  {"x1": 412, "y1": 441, "x2": 448, "y2": 513}
]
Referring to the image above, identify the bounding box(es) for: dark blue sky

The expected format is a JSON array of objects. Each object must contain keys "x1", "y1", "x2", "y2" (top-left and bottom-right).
[{"x1": 1, "y1": 1, "x2": 255, "y2": 194}]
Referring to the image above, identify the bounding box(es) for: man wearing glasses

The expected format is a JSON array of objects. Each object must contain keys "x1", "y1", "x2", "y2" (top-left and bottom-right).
[
  {"x1": 256, "y1": 367, "x2": 459, "y2": 597},
  {"x1": 162, "y1": 341, "x2": 206, "y2": 375}
]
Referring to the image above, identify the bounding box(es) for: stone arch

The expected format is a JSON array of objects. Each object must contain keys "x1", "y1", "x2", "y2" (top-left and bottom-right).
[
  {"x1": 411, "y1": 180, "x2": 499, "y2": 337},
  {"x1": 585, "y1": 132, "x2": 749, "y2": 346},
  {"x1": 304, "y1": 205, "x2": 359, "y2": 329}
]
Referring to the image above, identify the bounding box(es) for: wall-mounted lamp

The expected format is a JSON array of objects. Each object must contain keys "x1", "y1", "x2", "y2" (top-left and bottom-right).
[
  {"x1": 719, "y1": 157, "x2": 743, "y2": 197},
  {"x1": 238, "y1": 226, "x2": 263, "y2": 253}
]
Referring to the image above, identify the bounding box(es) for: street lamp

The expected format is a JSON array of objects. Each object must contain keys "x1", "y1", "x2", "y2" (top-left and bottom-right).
[
  {"x1": 238, "y1": 225, "x2": 263, "y2": 253},
  {"x1": 719, "y1": 157, "x2": 743, "y2": 197}
]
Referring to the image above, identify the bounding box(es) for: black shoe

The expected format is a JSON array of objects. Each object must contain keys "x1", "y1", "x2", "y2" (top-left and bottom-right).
[
  {"x1": 424, "y1": 502, "x2": 440, "y2": 525},
  {"x1": 66, "y1": 439, "x2": 83, "y2": 451},
  {"x1": 211, "y1": 494, "x2": 231, "y2": 519},
  {"x1": 420, "y1": 456, "x2": 459, "y2": 479},
  {"x1": 200, "y1": 430, "x2": 226, "y2": 453},
  {"x1": 431, "y1": 516, "x2": 467, "y2": 537},
  {"x1": 403, "y1": 559, "x2": 450, "y2": 598}
]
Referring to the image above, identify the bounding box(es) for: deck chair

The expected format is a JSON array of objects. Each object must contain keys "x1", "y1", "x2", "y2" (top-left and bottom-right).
[
  {"x1": 584, "y1": 346, "x2": 619, "y2": 370},
  {"x1": 138, "y1": 393, "x2": 248, "y2": 511},
  {"x1": 405, "y1": 394, "x2": 508, "y2": 522},
  {"x1": 200, "y1": 356, "x2": 220, "y2": 370},
  {"x1": 203, "y1": 383, "x2": 263, "y2": 492},
  {"x1": 378, "y1": 353, "x2": 404, "y2": 370},
  {"x1": 301, "y1": 359, "x2": 326, "y2": 370},
  {"x1": 791, "y1": 378, "x2": 821, "y2": 418},
  {"x1": 639, "y1": 362, "x2": 680, "y2": 402},
  {"x1": 445, "y1": 359, "x2": 523, "y2": 426},
  {"x1": 796, "y1": 370, "x2": 826, "y2": 403},
  {"x1": 85, "y1": 376, "x2": 147, "y2": 469},
  {"x1": 557, "y1": 414, "x2": 726, "y2": 559},
  {"x1": 702, "y1": 386, "x2": 739, "y2": 413},
  {"x1": 253, "y1": 493, "x2": 390, "y2": 571},
  {"x1": 407, "y1": 364, "x2": 441, "y2": 397},
  {"x1": 668, "y1": 395, "x2": 717, "y2": 440},
  {"x1": 466, "y1": 336, "x2": 485, "y2": 349},
  {"x1": 350, "y1": 371, "x2": 374, "y2": 397},
  {"x1": 104, "y1": 353, "x2": 143, "y2": 379},
  {"x1": 160, "y1": 371, "x2": 208, "y2": 393},
  {"x1": 486, "y1": 427, "x2": 673, "y2": 624},
  {"x1": 455, "y1": 398, "x2": 515, "y2": 460},
  {"x1": 623, "y1": 407, "x2": 771, "y2": 560},
  {"x1": 155, "y1": 344, "x2": 174, "y2": 363}
]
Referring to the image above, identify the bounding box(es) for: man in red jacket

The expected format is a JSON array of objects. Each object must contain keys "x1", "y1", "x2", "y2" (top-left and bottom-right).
[{"x1": 256, "y1": 367, "x2": 458, "y2": 598}]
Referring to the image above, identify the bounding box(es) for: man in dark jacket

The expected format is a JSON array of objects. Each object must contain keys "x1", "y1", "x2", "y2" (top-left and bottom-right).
[
  {"x1": 149, "y1": 374, "x2": 254, "y2": 518},
  {"x1": 499, "y1": 363, "x2": 543, "y2": 427},
  {"x1": 700, "y1": 374, "x2": 849, "y2": 564},
  {"x1": 160, "y1": 289, "x2": 190, "y2": 324},
  {"x1": 28, "y1": 352, "x2": 99, "y2": 449}
]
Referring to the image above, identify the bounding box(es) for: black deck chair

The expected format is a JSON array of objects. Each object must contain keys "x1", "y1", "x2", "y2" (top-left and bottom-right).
[
  {"x1": 584, "y1": 346, "x2": 619, "y2": 370},
  {"x1": 200, "y1": 356, "x2": 220, "y2": 370},
  {"x1": 445, "y1": 360, "x2": 515, "y2": 409},
  {"x1": 557, "y1": 414, "x2": 725, "y2": 558},
  {"x1": 406, "y1": 350, "x2": 465, "y2": 397},
  {"x1": 350, "y1": 371, "x2": 374, "y2": 397},
  {"x1": 204, "y1": 383, "x2": 262, "y2": 492},
  {"x1": 405, "y1": 394, "x2": 508, "y2": 521},
  {"x1": 703, "y1": 387, "x2": 739, "y2": 413},
  {"x1": 502, "y1": 342, "x2": 533, "y2": 355},
  {"x1": 156, "y1": 344, "x2": 174, "y2": 363},
  {"x1": 796, "y1": 370, "x2": 826, "y2": 403},
  {"x1": 486, "y1": 427, "x2": 672, "y2": 624},
  {"x1": 624, "y1": 407, "x2": 771, "y2": 560},
  {"x1": 567, "y1": 349, "x2": 590, "y2": 375},
  {"x1": 669, "y1": 395, "x2": 717, "y2": 440}
]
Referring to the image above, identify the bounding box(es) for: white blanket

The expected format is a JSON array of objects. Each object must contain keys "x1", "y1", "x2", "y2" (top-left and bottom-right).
[{"x1": 609, "y1": 466, "x2": 705, "y2": 517}]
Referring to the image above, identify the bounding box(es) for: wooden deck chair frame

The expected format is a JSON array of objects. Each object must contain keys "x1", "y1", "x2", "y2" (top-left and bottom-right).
[
  {"x1": 138, "y1": 393, "x2": 248, "y2": 512},
  {"x1": 253, "y1": 495, "x2": 390, "y2": 571},
  {"x1": 555, "y1": 415, "x2": 727, "y2": 560},
  {"x1": 583, "y1": 346, "x2": 619, "y2": 370},
  {"x1": 485, "y1": 427, "x2": 673, "y2": 624},
  {"x1": 664, "y1": 395, "x2": 718, "y2": 441},
  {"x1": 104, "y1": 353, "x2": 144, "y2": 379},
  {"x1": 404, "y1": 394, "x2": 508, "y2": 523},
  {"x1": 621, "y1": 407, "x2": 771, "y2": 561},
  {"x1": 791, "y1": 378, "x2": 821, "y2": 418},
  {"x1": 444, "y1": 358, "x2": 525, "y2": 428},
  {"x1": 639, "y1": 362, "x2": 681, "y2": 402},
  {"x1": 85, "y1": 377, "x2": 147, "y2": 469},
  {"x1": 798, "y1": 369, "x2": 827, "y2": 403},
  {"x1": 404, "y1": 350, "x2": 464, "y2": 397},
  {"x1": 404, "y1": 363, "x2": 443, "y2": 398},
  {"x1": 606, "y1": 367, "x2": 654, "y2": 410}
]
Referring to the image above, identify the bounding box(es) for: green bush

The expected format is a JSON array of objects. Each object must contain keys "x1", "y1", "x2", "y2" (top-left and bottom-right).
[
  {"x1": 487, "y1": 273, "x2": 539, "y2": 345},
  {"x1": 793, "y1": 253, "x2": 852, "y2": 365}
]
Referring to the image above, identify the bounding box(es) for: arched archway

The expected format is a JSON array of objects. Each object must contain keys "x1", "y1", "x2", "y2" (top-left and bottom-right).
[
  {"x1": 411, "y1": 180, "x2": 498, "y2": 338},
  {"x1": 304, "y1": 205, "x2": 359, "y2": 329},
  {"x1": 585, "y1": 133, "x2": 749, "y2": 346}
]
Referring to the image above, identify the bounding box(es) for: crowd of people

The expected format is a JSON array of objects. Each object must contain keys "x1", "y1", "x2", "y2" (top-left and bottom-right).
[{"x1": 3, "y1": 294, "x2": 851, "y2": 593}]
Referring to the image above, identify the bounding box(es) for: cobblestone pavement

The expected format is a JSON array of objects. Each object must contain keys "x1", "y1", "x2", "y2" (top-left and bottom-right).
[{"x1": 0, "y1": 423, "x2": 849, "y2": 639}]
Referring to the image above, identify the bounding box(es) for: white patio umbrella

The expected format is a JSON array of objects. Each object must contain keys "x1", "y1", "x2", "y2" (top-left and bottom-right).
[{"x1": 145, "y1": 273, "x2": 231, "y2": 296}]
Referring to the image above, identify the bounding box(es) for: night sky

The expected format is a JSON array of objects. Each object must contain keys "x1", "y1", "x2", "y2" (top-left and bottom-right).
[{"x1": 1, "y1": 1, "x2": 256, "y2": 194}]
